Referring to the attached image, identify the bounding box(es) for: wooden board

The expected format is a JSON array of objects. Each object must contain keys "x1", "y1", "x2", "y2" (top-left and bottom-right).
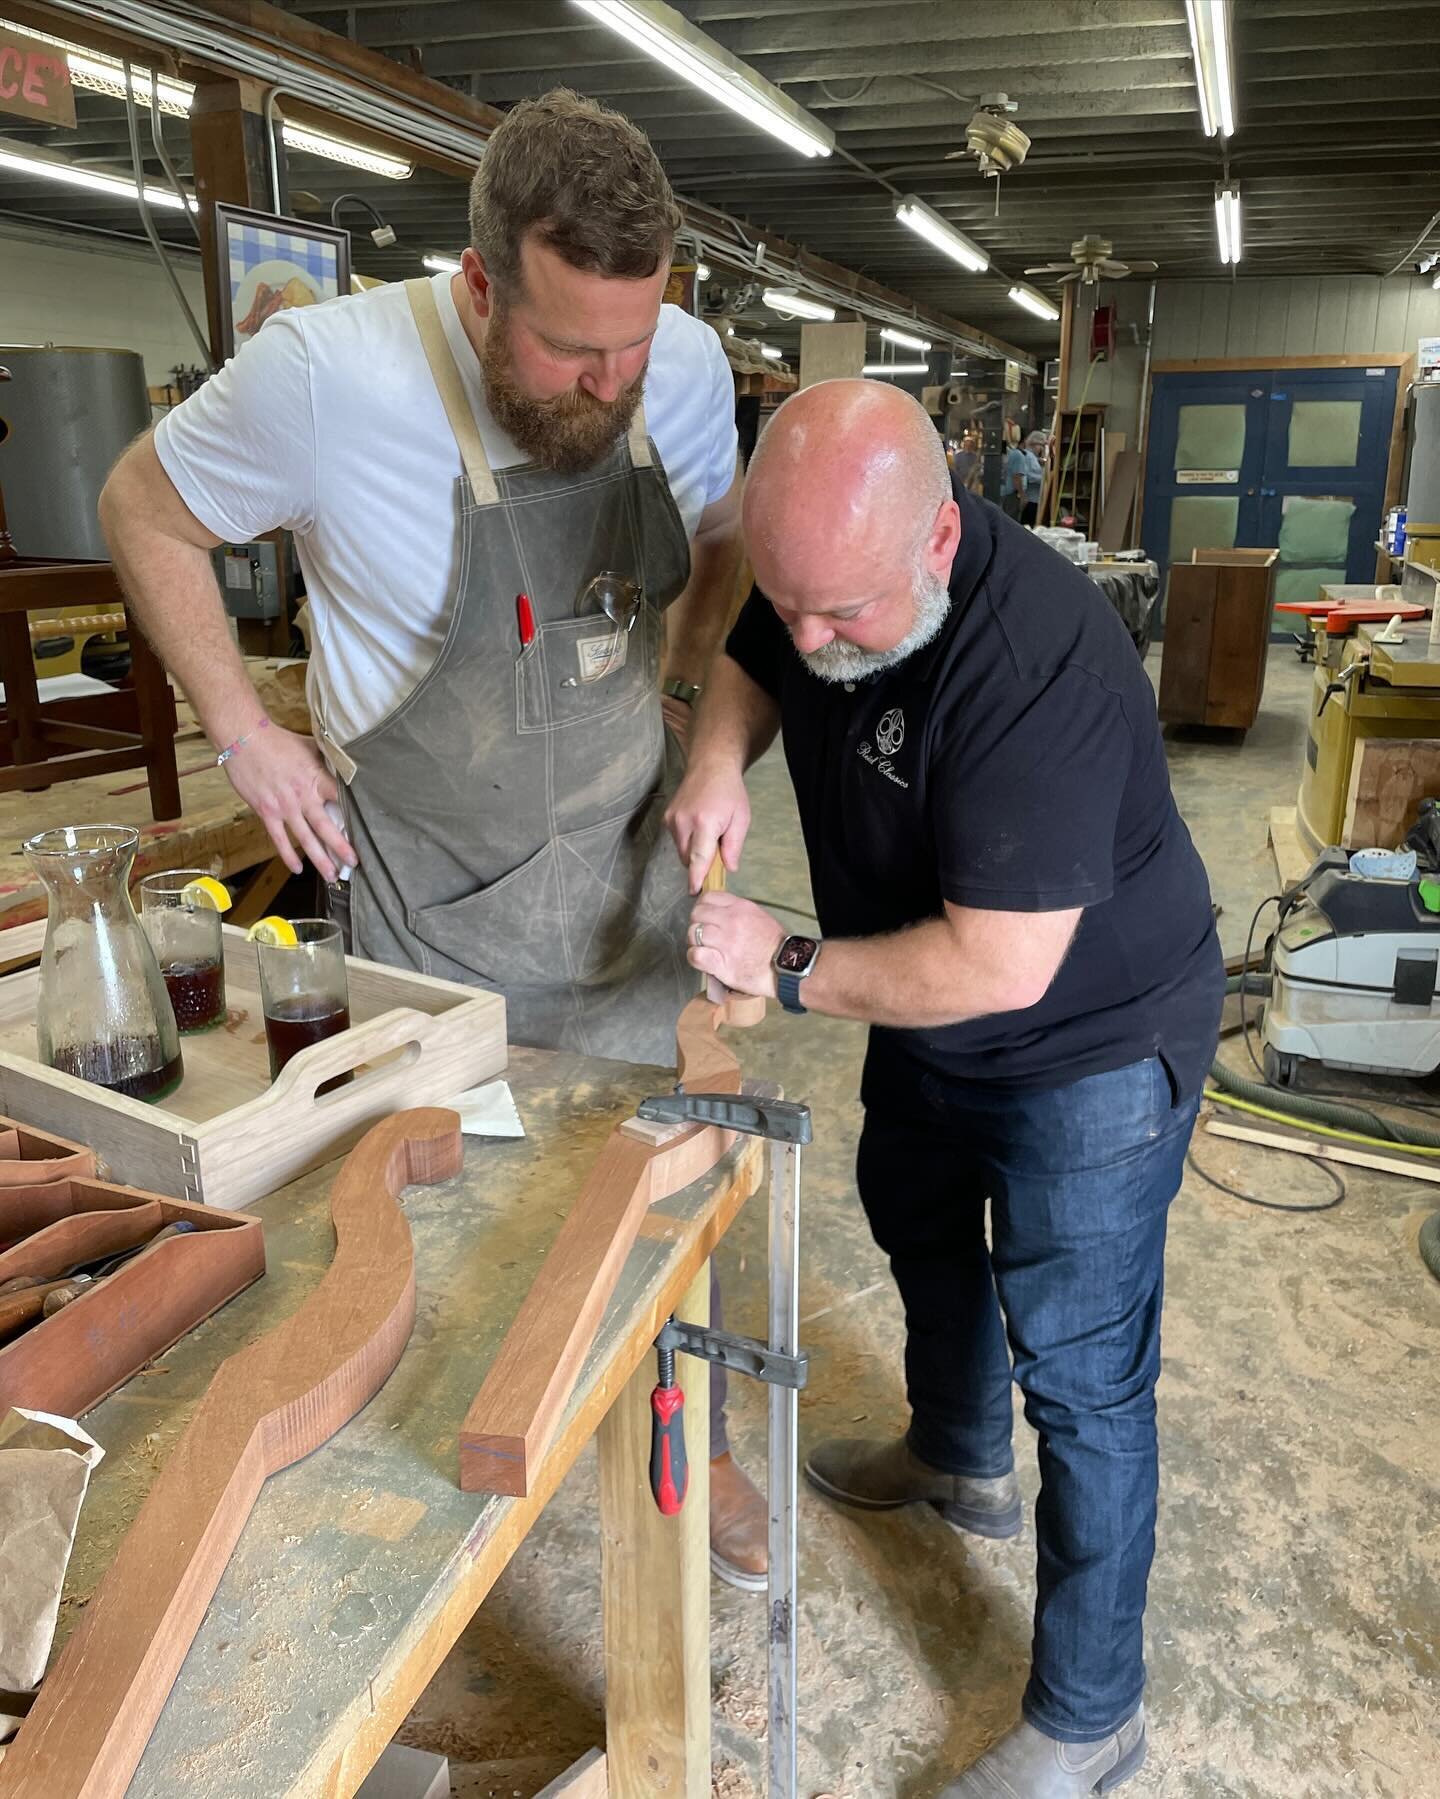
[
  {"x1": 1205, "y1": 1117, "x2": 1440, "y2": 1186},
  {"x1": 0, "y1": 1108, "x2": 459, "y2": 1799},
  {"x1": 0, "y1": 921, "x2": 506, "y2": 1209},
  {"x1": 1341, "y1": 738, "x2": 1440, "y2": 849},
  {"x1": 1269, "y1": 806, "x2": 1313, "y2": 890},
  {"x1": 1098, "y1": 447, "x2": 1140, "y2": 551},
  {"x1": 536, "y1": 1752, "x2": 608, "y2": 1798},
  {"x1": 459, "y1": 993, "x2": 759, "y2": 1496},
  {"x1": 598, "y1": 1260, "x2": 709, "y2": 1797}
]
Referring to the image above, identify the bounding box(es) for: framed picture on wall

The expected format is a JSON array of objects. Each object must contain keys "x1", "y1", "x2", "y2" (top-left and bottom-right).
[{"x1": 212, "y1": 203, "x2": 351, "y2": 360}]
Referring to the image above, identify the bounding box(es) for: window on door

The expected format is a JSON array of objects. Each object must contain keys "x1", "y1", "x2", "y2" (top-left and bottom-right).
[{"x1": 1141, "y1": 365, "x2": 1398, "y2": 636}]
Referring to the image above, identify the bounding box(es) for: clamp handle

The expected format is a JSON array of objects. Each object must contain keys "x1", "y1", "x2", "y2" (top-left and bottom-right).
[{"x1": 636, "y1": 1091, "x2": 813, "y2": 1145}]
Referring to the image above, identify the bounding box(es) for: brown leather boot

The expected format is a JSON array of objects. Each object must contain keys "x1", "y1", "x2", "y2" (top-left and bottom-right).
[
  {"x1": 805, "y1": 1434, "x2": 1022, "y2": 1540},
  {"x1": 709, "y1": 1451, "x2": 768, "y2": 1592}
]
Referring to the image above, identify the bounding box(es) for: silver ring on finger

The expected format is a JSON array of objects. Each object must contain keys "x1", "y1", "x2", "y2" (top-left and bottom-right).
[{"x1": 693, "y1": 922, "x2": 705, "y2": 948}]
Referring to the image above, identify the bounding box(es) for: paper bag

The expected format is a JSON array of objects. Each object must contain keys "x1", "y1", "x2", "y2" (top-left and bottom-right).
[{"x1": 0, "y1": 1408, "x2": 104, "y2": 1691}]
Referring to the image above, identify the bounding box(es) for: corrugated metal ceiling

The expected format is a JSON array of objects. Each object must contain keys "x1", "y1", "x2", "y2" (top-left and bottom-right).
[{"x1": 2, "y1": 0, "x2": 1438, "y2": 361}]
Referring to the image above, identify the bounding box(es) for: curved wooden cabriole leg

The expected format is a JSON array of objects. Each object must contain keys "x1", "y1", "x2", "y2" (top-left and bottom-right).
[
  {"x1": 0, "y1": 1107, "x2": 461, "y2": 1799},
  {"x1": 460, "y1": 996, "x2": 764, "y2": 1497}
]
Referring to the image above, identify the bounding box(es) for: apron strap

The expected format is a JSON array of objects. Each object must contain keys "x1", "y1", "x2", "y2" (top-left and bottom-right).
[
  {"x1": 627, "y1": 403, "x2": 653, "y2": 470},
  {"x1": 405, "y1": 277, "x2": 501, "y2": 507}
]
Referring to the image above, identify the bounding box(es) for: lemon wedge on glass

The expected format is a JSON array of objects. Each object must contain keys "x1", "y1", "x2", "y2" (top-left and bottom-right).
[
  {"x1": 246, "y1": 916, "x2": 298, "y2": 947},
  {"x1": 181, "y1": 875, "x2": 232, "y2": 913}
]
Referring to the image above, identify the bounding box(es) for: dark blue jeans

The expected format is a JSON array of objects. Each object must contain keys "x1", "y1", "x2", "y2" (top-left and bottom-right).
[{"x1": 856, "y1": 1046, "x2": 1200, "y2": 1745}]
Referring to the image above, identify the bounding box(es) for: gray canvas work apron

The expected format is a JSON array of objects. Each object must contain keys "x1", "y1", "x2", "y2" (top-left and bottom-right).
[{"x1": 321, "y1": 277, "x2": 694, "y2": 1065}]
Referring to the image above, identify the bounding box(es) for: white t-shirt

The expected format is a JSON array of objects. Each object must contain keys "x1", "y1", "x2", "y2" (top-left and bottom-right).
[{"x1": 154, "y1": 272, "x2": 738, "y2": 744}]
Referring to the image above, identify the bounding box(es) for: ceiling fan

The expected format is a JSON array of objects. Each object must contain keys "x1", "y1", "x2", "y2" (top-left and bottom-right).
[{"x1": 1024, "y1": 235, "x2": 1159, "y2": 286}]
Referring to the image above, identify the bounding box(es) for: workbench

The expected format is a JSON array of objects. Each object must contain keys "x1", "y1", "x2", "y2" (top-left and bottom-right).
[
  {"x1": 50, "y1": 1045, "x2": 759, "y2": 1797},
  {"x1": 0, "y1": 666, "x2": 292, "y2": 932}
]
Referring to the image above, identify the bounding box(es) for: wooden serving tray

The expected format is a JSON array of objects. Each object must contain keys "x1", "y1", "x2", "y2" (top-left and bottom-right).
[
  {"x1": 0, "y1": 1168, "x2": 264, "y2": 1418},
  {"x1": 0, "y1": 922, "x2": 506, "y2": 1209}
]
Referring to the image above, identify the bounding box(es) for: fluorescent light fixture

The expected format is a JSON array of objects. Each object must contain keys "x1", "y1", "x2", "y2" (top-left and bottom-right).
[
  {"x1": 862, "y1": 361, "x2": 929, "y2": 376},
  {"x1": 1185, "y1": 0, "x2": 1236, "y2": 138},
  {"x1": 759, "y1": 344, "x2": 783, "y2": 361},
  {"x1": 1433, "y1": 271, "x2": 1440, "y2": 291},
  {"x1": 0, "y1": 140, "x2": 191, "y2": 210},
  {"x1": 881, "y1": 326, "x2": 932, "y2": 352},
  {"x1": 1214, "y1": 183, "x2": 1242, "y2": 265},
  {"x1": 762, "y1": 288, "x2": 835, "y2": 322},
  {"x1": 279, "y1": 124, "x2": 412, "y2": 180},
  {"x1": 572, "y1": 0, "x2": 834, "y2": 159},
  {"x1": 1008, "y1": 283, "x2": 1061, "y2": 322},
  {"x1": 424, "y1": 253, "x2": 463, "y2": 274},
  {"x1": 1, "y1": 19, "x2": 412, "y2": 177},
  {"x1": 894, "y1": 195, "x2": 988, "y2": 273},
  {"x1": 695, "y1": 260, "x2": 710, "y2": 281}
]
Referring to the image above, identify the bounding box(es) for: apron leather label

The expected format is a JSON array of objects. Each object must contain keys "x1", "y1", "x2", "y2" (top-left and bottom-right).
[{"x1": 576, "y1": 630, "x2": 629, "y2": 683}]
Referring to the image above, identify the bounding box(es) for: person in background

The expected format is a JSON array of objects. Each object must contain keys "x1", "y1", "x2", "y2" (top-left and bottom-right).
[
  {"x1": 949, "y1": 426, "x2": 982, "y2": 495},
  {"x1": 1004, "y1": 424, "x2": 1044, "y2": 526},
  {"x1": 98, "y1": 88, "x2": 768, "y2": 1589}
]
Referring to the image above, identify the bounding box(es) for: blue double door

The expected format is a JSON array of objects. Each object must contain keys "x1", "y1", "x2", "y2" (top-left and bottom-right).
[{"x1": 1142, "y1": 364, "x2": 1397, "y2": 635}]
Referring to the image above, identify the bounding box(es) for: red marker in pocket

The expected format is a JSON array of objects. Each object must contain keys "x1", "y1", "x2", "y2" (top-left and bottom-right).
[{"x1": 516, "y1": 593, "x2": 536, "y2": 649}]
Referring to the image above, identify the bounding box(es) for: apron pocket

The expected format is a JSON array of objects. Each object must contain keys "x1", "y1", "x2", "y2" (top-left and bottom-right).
[
  {"x1": 516, "y1": 609, "x2": 659, "y2": 735},
  {"x1": 552, "y1": 786, "x2": 689, "y2": 984},
  {"x1": 408, "y1": 839, "x2": 563, "y2": 988}
]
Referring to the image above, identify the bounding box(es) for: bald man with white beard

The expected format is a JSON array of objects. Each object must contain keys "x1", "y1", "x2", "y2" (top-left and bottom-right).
[{"x1": 665, "y1": 380, "x2": 1223, "y2": 1797}]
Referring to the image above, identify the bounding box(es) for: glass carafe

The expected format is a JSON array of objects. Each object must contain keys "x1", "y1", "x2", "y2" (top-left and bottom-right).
[{"x1": 24, "y1": 825, "x2": 184, "y2": 1103}]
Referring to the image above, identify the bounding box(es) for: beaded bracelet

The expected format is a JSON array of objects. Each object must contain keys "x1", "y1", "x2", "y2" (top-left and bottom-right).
[{"x1": 216, "y1": 716, "x2": 271, "y2": 766}]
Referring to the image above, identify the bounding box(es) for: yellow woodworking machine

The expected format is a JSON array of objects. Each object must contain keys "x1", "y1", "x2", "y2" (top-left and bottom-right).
[{"x1": 1297, "y1": 619, "x2": 1440, "y2": 853}]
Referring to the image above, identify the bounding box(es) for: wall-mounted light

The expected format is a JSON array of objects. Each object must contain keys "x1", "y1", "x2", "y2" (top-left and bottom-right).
[
  {"x1": 894, "y1": 195, "x2": 988, "y2": 273},
  {"x1": 572, "y1": 0, "x2": 834, "y2": 158},
  {"x1": 1007, "y1": 283, "x2": 1061, "y2": 322},
  {"x1": 1185, "y1": 0, "x2": 1236, "y2": 139},
  {"x1": 881, "y1": 326, "x2": 932, "y2": 352},
  {"x1": 762, "y1": 288, "x2": 836, "y2": 322},
  {"x1": 1214, "y1": 182, "x2": 1242, "y2": 266},
  {"x1": 695, "y1": 260, "x2": 710, "y2": 281}
]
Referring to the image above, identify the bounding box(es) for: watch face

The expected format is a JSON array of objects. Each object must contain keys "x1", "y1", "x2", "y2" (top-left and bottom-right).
[{"x1": 776, "y1": 935, "x2": 819, "y2": 974}]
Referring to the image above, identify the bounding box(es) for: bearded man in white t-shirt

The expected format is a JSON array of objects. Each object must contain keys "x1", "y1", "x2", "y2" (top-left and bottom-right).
[{"x1": 98, "y1": 88, "x2": 767, "y2": 1586}]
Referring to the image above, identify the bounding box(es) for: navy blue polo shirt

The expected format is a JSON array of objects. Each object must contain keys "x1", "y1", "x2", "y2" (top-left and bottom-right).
[{"x1": 726, "y1": 487, "x2": 1223, "y2": 1094}]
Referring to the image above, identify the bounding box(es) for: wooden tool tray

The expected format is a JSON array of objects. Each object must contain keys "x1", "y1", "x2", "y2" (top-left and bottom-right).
[
  {"x1": 0, "y1": 1153, "x2": 264, "y2": 1418},
  {"x1": 0, "y1": 921, "x2": 506, "y2": 1210}
]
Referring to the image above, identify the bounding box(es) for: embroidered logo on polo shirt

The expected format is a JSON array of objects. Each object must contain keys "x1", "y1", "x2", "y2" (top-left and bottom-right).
[
  {"x1": 857, "y1": 705, "x2": 910, "y2": 788},
  {"x1": 875, "y1": 707, "x2": 905, "y2": 755}
]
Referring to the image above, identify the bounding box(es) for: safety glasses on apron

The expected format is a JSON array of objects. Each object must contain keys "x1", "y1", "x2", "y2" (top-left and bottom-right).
[{"x1": 320, "y1": 277, "x2": 695, "y2": 1065}]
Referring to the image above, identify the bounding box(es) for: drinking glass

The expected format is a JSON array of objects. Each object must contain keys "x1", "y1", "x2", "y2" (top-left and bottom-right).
[
  {"x1": 254, "y1": 919, "x2": 351, "y2": 1083},
  {"x1": 139, "y1": 870, "x2": 227, "y2": 1033}
]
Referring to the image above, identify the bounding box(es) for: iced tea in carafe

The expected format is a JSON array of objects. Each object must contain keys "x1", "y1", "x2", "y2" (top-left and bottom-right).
[{"x1": 25, "y1": 825, "x2": 183, "y2": 1102}]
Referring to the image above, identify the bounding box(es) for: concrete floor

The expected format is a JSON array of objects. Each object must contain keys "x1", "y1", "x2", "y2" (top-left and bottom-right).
[{"x1": 401, "y1": 647, "x2": 1440, "y2": 1799}]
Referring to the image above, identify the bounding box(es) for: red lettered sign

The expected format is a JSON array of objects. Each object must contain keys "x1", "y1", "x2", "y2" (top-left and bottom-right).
[{"x1": 0, "y1": 28, "x2": 75, "y2": 128}]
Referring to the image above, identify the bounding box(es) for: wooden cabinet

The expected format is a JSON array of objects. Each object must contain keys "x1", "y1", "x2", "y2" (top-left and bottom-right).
[{"x1": 1158, "y1": 548, "x2": 1279, "y2": 731}]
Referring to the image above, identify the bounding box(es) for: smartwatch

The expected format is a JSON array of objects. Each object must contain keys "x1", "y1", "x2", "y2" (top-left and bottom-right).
[{"x1": 772, "y1": 934, "x2": 822, "y2": 1014}]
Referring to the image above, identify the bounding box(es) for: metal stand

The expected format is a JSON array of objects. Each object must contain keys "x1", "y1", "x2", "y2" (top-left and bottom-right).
[
  {"x1": 766, "y1": 1129, "x2": 803, "y2": 1799},
  {"x1": 638, "y1": 1083, "x2": 812, "y2": 1799}
]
